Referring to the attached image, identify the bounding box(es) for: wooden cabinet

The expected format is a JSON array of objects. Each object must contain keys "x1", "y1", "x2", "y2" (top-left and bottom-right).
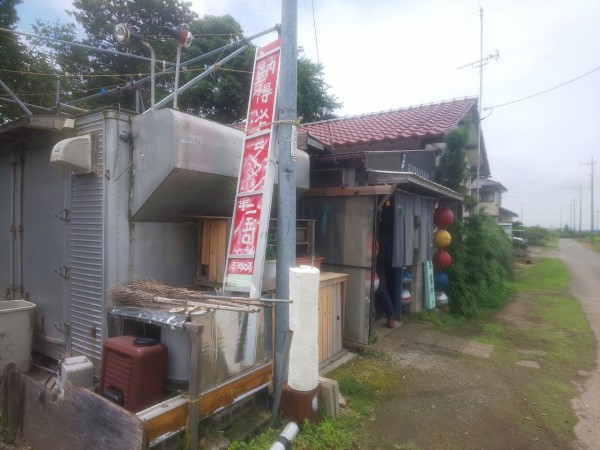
[{"x1": 318, "y1": 272, "x2": 347, "y2": 365}]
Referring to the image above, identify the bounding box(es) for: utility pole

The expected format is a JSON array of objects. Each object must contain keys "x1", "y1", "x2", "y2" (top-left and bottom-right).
[
  {"x1": 520, "y1": 202, "x2": 523, "y2": 226},
  {"x1": 477, "y1": 7, "x2": 483, "y2": 209},
  {"x1": 457, "y1": 8, "x2": 498, "y2": 211},
  {"x1": 580, "y1": 156, "x2": 596, "y2": 244},
  {"x1": 275, "y1": 0, "x2": 298, "y2": 389},
  {"x1": 579, "y1": 184, "x2": 583, "y2": 234}
]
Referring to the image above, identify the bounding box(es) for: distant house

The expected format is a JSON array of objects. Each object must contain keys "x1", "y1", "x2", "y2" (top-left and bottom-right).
[{"x1": 471, "y1": 178, "x2": 518, "y2": 223}]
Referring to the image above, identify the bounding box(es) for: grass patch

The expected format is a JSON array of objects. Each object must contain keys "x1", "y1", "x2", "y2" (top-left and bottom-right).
[
  {"x1": 415, "y1": 309, "x2": 466, "y2": 332},
  {"x1": 473, "y1": 257, "x2": 595, "y2": 443},
  {"x1": 229, "y1": 353, "x2": 399, "y2": 450},
  {"x1": 514, "y1": 258, "x2": 569, "y2": 291}
]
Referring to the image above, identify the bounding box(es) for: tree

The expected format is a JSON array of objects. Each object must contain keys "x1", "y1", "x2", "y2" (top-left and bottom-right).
[
  {"x1": 297, "y1": 48, "x2": 341, "y2": 123},
  {"x1": 28, "y1": 20, "x2": 90, "y2": 106},
  {"x1": 178, "y1": 14, "x2": 255, "y2": 123},
  {"x1": 67, "y1": 0, "x2": 198, "y2": 110},
  {"x1": 0, "y1": 0, "x2": 56, "y2": 122},
  {"x1": 7, "y1": 2, "x2": 341, "y2": 125},
  {"x1": 436, "y1": 126, "x2": 470, "y2": 193}
]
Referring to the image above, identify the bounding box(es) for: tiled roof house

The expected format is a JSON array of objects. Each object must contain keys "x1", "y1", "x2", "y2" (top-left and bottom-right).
[{"x1": 302, "y1": 97, "x2": 490, "y2": 178}]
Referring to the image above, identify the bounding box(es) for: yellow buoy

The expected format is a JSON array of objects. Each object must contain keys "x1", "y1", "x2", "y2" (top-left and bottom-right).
[{"x1": 433, "y1": 229, "x2": 451, "y2": 248}]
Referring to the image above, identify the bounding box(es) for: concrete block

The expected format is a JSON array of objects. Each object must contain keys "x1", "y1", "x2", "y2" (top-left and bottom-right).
[{"x1": 319, "y1": 377, "x2": 340, "y2": 419}]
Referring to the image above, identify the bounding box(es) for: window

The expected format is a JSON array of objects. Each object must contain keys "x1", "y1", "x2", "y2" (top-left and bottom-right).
[{"x1": 480, "y1": 191, "x2": 495, "y2": 203}]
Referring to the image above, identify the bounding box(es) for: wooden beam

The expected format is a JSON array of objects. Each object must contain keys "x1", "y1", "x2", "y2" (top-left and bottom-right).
[
  {"x1": 306, "y1": 185, "x2": 393, "y2": 197},
  {"x1": 143, "y1": 363, "x2": 272, "y2": 445},
  {"x1": 140, "y1": 396, "x2": 188, "y2": 446},
  {"x1": 185, "y1": 322, "x2": 204, "y2": 450}
]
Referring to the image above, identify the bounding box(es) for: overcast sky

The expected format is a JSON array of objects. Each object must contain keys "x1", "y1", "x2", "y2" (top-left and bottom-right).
[{"x1": 15, "y1": 0, "x2": 600, "y2": 229}]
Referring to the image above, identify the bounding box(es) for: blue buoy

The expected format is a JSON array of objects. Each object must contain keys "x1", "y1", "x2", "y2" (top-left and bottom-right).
[{"x1": 434, "y1": 271, "x2": 449, "y2": 290}]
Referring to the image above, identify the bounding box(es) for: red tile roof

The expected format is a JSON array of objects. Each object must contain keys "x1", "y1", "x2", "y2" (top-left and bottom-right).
[{"x1": 302, "y1": 98, "x2": 477, "y2": 148}]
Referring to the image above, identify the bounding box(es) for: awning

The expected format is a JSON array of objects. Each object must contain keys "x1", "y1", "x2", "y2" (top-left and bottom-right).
[
  {"x1": 0, "y1": 115, "x2": 74, "y2": 148},
  {"x1": 306, "y1": 171, "x2": 463, "y2": 202}
]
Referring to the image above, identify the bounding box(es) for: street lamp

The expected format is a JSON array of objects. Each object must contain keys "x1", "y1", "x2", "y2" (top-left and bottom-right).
[
  {"x1": 114, "y1": 23, "x2": 156, "y2": 110},
  {"x1": 162, "y1": 26, "x2": 193, "y2": 110}
]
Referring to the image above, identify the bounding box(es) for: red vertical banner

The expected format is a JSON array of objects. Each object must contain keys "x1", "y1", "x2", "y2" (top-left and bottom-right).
[
  {"x1": 239, "y1": 134, "x2": 271, "y2": 194},
  {"x1": 225, "y1": 39, "x2": 281, "y2": 289}
]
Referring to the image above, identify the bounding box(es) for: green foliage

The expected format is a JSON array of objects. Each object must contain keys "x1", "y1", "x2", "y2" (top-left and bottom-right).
[
  {"x1": 4, "y1": 1, "x2": 341, "y2": 124},
  {"x1": 179, "y1": 15, "x2": 254, "y2": 122},
  {"x1": 297, "y1": 48, "x2": 341, "y2": 123},
  {"x1": 446, "y1": 214, "x2": 515, "y2": 317},
  {"x1": 436, "y1": 126, "x2": 471, "y2": 195},
  {"x1": 294, "y1": 418, "x2": 356, "y2": 450},
  {"x1": 68, "y1": 0, "x2": 198, "y2": 110},
  {"x1": 228, "y1": 428, "x2": 279, "y2": 450},
  {"x1": 0, "y1": 0, "x2": 58, "y2": 122},
  {"x1": 522, "y1": 225, "x2": 550, "y2": 246}
]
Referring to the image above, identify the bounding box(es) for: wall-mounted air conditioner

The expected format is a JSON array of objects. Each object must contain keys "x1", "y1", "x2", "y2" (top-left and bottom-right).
[{"x1": 50, "y1": 134, "x2": 97, "y2": 174}]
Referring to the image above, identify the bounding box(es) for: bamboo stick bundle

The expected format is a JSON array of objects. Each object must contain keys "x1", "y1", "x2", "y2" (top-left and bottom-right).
[
  {"x1": 109, "y1": 281, "x2": 263, "y2": 312},
  {"x1": 115, "y1": 280, "x2": 276, "y2": 307}
]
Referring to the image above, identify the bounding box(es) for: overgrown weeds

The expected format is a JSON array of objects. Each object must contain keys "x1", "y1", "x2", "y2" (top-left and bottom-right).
[{"x1": 445, "y1": 214, "x2": 515, "y2": 317}]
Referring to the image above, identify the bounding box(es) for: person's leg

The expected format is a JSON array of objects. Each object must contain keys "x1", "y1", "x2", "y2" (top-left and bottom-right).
[{"x1": 376, "y1": 289, "x2": 395, "y2": 328}]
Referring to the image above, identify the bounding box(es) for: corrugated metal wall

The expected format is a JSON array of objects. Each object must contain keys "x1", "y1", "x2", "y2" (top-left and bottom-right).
[{"x1": 69, "y1": 114, "x2": 105, "y2": 365}]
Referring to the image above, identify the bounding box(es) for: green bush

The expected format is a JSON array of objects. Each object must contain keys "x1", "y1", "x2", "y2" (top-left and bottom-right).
[
  {"x1": 445, "y1": 214, "x2": 514, "y2": 317},
  {"x1": 523, "y1": 226, "x2": 550, "y2": 246}
]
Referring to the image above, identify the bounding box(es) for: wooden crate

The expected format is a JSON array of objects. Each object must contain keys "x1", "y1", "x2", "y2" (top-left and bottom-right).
[{"x1": 318, "y1": 272, "x2": 348, "y2": 364}]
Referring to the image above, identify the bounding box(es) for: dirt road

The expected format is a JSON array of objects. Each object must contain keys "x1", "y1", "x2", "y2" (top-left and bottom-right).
[{"x1": 553, "y1": 239, "x2": 600, "y2": 450}]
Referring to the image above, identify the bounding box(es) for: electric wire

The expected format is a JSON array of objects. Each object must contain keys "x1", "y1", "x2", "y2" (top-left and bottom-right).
[
  {"x1": 310, "y1": 0, "x2": 320, "y2": 64},
  {"x1": 485, "y1": 65, "x2": 600, "y2": 110}
]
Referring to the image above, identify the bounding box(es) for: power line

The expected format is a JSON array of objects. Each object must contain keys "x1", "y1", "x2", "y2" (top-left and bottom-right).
[
  {"x1": 0, "y1": 27, "x2": 171, "y2": 66},
  {"x1": 485, "y1": 65, "x2": 600, "y2": 110},
  {"x1": 311, "y1": 0, "x2": 320, "y2": 64}
]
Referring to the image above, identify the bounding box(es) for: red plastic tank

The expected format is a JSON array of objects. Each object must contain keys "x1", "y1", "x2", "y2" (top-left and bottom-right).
[{"x1": 100, "y1": 335, "x2": 167, "y2": 413}]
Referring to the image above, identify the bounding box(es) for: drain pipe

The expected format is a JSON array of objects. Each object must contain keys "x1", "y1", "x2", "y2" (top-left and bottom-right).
[
  {"x1": 269, "y1": 422, "x2": 299, "y2": 450},
  {"x1": 9, "y1": 151, "x2": 16, "y2": 298},
  {"x1": 16, "y1": 149, "x2": 24, "y2": 297}
]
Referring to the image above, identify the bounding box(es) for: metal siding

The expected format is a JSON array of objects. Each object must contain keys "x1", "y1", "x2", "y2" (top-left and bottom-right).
[
  {"x1": 21, "y1": 142, "x2": 69, "y2": 359},
  {"x1": 69, "y1": 116, "x2": 105, "y2": 364}
]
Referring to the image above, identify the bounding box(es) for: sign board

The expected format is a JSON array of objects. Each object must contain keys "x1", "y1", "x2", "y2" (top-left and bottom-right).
[
  {"x1": 423, "y1": 260, "x2": 436, "y2": 309},
  {"x1": 365, "y1": 150, "x2": 436, "y2": 181},
  {"x1": 224, "y1": 39, "x2": 281, "y2": 294}
]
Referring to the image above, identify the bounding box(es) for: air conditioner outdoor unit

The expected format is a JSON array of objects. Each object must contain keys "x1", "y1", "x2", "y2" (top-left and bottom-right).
[{"x1": 50, "y1": 134, "x2": 93, "y2": 173}]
